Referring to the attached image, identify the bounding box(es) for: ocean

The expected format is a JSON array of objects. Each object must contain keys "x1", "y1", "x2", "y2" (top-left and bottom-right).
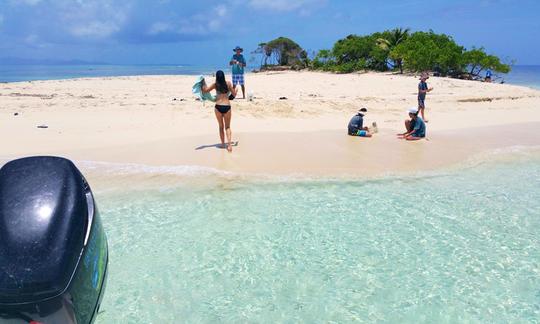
[
  {"x1": 0, "y1": 64, "x2": 218, "y2": 83},
  {"x1": 503, "y1": 65, "x2": 540, "y2": 89},
  {"x1": 1, "y1": 64, "x2": 540, "y2": 89},
  {"x1": 89, "y1": 149, "x2": 540, "y2": 323}
]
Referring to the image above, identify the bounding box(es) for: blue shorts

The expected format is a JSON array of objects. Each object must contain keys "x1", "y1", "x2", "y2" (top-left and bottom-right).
[
  {"x1": 418, "y1": 97, "x2": 425, "y2": 108},
  {"x1": 356, "y1": 130, "x2": 368, "y2": 137},
  {"x1": 232, "y1": 74, "x2": 244, "y2": 86}
]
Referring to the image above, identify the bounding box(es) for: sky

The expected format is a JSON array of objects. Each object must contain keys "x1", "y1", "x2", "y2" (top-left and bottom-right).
[{"x1": 0, "y1": 0, "x2": 539, "y2": 66}]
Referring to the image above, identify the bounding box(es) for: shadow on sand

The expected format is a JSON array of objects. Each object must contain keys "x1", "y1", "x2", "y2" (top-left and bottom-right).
[{"x1": 195, "y1": 141, "x2": 239, "y2": 150}]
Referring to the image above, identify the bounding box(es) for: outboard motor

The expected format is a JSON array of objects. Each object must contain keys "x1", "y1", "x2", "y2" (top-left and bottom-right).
[{"x1": 0, "y1": 157, "x2": 108, "y2": 324}]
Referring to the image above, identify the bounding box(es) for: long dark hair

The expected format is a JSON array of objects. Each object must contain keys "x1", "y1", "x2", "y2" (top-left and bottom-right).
[{"x1": 215, "y1": 70, "x2": 228, "y2": 94}]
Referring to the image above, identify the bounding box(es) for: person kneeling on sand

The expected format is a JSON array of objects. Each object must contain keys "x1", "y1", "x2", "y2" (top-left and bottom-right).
[
  {"x1": 348, "y1": 108, "x2": 378, "y2": 138},
  {"x1": 398, "y1": 107, "x2": 426, "y2": 141}
]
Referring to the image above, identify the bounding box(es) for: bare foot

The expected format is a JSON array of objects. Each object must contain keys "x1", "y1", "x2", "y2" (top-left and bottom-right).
[{"x1": 227, "y1": 143, "x2": 233, "y2": 152}]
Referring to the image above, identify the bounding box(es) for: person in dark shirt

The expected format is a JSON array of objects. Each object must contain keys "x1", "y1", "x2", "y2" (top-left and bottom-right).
[
  {"x1": 348, "y1": 108, "x2": 373, "y2": 137},
  {"x1": 418, "y1": 73, "x2": 433, "y2": 122},
  {"x1": 398, "y1": 107, "x2": 426, "y2": 141}
]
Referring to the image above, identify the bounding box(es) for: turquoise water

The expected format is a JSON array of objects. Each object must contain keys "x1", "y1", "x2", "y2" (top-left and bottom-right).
[
  {"x1": 94, "y1": 154, "x2": 540, "y2": 323},
  {"x1": 0, "y1": 64, "x2": 218, "y2": 83},
  {"x1": 2, "y1": 64, "x2": 540, "y2": 89}
]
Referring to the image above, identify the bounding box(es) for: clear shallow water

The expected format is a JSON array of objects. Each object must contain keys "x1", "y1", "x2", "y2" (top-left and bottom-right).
[{"x1": 94, "y1": 157, "x2": 540, "y2": 323}]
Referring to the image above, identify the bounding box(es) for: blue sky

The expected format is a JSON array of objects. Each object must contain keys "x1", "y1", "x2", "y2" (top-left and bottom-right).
[{"x1": 0, "y1": 0, "x2": 539, "y2": 65}]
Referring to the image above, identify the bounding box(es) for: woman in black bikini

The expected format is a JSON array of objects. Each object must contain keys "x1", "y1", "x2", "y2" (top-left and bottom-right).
[{"x1": 202, "y1": 70, "x2": 237, "y2": 152}]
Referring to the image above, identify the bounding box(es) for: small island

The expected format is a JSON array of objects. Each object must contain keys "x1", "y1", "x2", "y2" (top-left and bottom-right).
[{"x1": 252, "y1": 29, "x2": 511, "y2": 82}]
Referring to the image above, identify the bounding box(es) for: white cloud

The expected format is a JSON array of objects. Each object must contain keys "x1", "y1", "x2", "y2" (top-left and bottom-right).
[
  {"x1": 148, "y1": 22, "x2": 172, "y2": 35},
  {"x1": 248, "y1": 0, "x2": 325, "y2": 12},
  {"x1": 215, "y1": 4, "x2": 227, "y2": 17},
  {"x1": 11, "y1": 0, "x2": 43, "y2": 5},
  {"x1": 23, "y1": 34, "x2": 49, "y2": 48},
  {"x1": 70, "y1": 21, "x2": 121, "y2": 38},
  {"x1": 148, "y1": 5, "x2": 229, "y2": 37},
  {"x1": 24, "y1": 34, "x2": 38, "y2": 43},
  {"x1": 57, "y1": 0, "x2": 130, "y2": 39}
]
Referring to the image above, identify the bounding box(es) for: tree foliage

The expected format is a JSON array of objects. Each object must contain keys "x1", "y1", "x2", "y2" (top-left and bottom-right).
[
  {"x1": 309, "y1": 29, "x2": 511, "y2": 78},
  {"x1": 376, "y1": 28, "x2": 410, "y2": 73},
  {"x1": 253, "y1": 37, "x2": 308, "y2": 69},
  {"x1": 462, "y1": 47, "x2": 511, "y2": 79},
  {"x1": 390, "y1": 31, "x2": 464, "y2": 76}
]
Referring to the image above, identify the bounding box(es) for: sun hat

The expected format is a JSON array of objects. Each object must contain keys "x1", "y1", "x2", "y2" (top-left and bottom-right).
[
  {"x1": 233, "y1": 46, "x2": 243, "y2": 52},
  {"x1": 407, "y1": 107, "x2": 418, "y2": 114}
]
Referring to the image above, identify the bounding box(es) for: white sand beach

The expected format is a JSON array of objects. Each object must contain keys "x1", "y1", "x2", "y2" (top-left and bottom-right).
[{"x1": 1, "y1": 71, "x2": 539, "y2": 176}]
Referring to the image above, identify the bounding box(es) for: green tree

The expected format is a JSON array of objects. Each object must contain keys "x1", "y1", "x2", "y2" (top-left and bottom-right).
[
  {"x1": 307, "y1": 28, "x2": 511, "y2": 79},
  {"x1": 376, "y1": 28, "x2": 410, "y2": 73},
  {"x1": 258, "y1": 37, "x2": 307, "y2": 68},
  {"x1": 391, "y1": 31, "x2": 464, "y2": 76},
  {"x1": 311, "y1": 49, "x2": 335, "y2": 70},
  {"x1": 462, "y1": 47, "x2": 511, "y2": 79},
  {"x1": 330, "y1": 33, "x2": 389, "y2": 72}
]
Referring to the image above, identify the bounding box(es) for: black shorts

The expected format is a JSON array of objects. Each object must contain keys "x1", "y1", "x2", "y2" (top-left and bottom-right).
[{"x1": 215, "y1": 105, "x2": 231, "y2": 114}]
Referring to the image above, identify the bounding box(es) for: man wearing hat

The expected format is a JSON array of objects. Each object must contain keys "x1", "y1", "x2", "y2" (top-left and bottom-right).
[
  {"x1": 347, "y1": 108, "x2": 374, "y2": 137},
  {"x1": 418, "y1": 73, "x2": 433, "y2": 122},
  {"x1": 230, "y1": 46, "x2": 247, "y2": 99},
  {"x1": 398, "y1": 107, "x2": 426, "y2": 140}
]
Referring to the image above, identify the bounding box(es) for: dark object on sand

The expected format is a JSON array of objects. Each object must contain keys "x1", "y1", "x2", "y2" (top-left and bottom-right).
[
  {"x1": 173, "y1": 98, "x2": 177, "y2": 101},
  {"x1": 37, "y1": 125, "x2": 48, "y2": 129},
  {"x1": 13, "y1": 113, "x2": 19, "y2": 116},
  {"x1": 279, "y1": 97, "x2": 288, "y2": 100},
  {"x1": 0, "y1": 156, "x2": 108, "y2": 324}
]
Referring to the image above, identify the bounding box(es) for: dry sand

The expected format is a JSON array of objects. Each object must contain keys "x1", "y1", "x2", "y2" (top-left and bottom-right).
[{"x1": 1, "y1": 71, "x2": 539, "y2": 177}]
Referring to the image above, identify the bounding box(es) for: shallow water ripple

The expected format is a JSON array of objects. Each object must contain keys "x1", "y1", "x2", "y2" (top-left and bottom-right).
[{"x1": 95, "y1": 161, "x2": 540, "y2": 323}]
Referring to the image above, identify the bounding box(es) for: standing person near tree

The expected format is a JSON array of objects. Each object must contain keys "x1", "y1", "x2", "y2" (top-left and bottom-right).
[
  {"x1": 230, "y1": 46, "x2": 246, "y2": 99},
  {"x1": 418, "y1": 73, "x2": 434, "y2": 122}
]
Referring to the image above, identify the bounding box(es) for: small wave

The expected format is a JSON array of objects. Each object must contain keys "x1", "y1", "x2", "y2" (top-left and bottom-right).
[
  {"x1": 3, "y1": 146, "x2": 539, "y2": 189},
  {"x1": 78, "y1": 160, "x2": 232, "y2": 177},
  {"x1": 457, "y1": 145, "x2": 540, "y2": 169}
]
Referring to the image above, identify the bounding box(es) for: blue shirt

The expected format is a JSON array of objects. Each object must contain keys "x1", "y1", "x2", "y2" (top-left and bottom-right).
[
  {"x1": 418, "y1": 81, "x2": 428, "y2": 100},
  {"x1": 486, "y1": 70, "x2": 492, "y2": 77},
  {"x1": 231, "y1": 54, "x2": 246, "y2": 75},
  {"x1": 413, "y1": 117, "x2": 426, "y2": 137},
  {"x1": 348, "y1": 113, "x2": 364, "y2": 134}
]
